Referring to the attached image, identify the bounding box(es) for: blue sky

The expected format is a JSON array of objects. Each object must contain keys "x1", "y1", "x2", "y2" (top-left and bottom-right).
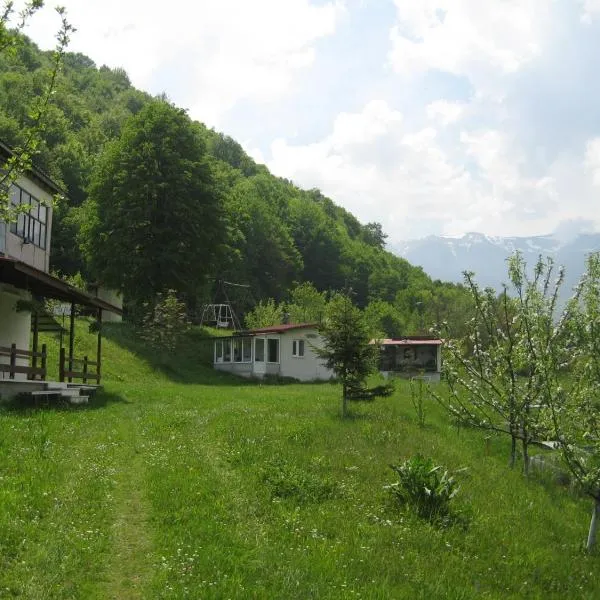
[{"x1": 23, "y1": 0, "x2": 600, "y2": 244}]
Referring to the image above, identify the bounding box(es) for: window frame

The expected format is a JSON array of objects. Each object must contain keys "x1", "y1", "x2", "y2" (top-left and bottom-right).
[
  {"x1": 8, "y1": 184, "x2": 48, "y2": 250},
  {"x1": 267, "y1": 338, "x2": 280, "y2": 364},
  {"x1": 292, "y1": 339, "x2": 305, "y2": 358}
]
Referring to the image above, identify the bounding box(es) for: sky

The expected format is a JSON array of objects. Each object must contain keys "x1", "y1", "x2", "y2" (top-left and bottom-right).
[{"x1": 20, "y1": 0, "x2": 600, "y2": 245}]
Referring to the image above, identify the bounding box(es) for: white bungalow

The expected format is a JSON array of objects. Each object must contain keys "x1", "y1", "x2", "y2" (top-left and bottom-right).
[
  {"x1": 378, "y1": 337, "x2": 443, "y2": 382},
  {"x1": 213, "y1": 323, "x2": 333, "y2": 382}
]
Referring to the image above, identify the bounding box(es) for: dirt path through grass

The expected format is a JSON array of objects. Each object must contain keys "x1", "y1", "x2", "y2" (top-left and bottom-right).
[{"x1": 100, "y1": 414, "x2": 155, "y2": 599}]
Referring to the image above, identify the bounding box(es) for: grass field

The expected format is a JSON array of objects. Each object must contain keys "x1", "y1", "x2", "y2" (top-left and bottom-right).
[{"x1": 1, "y1": 321, "x2": 599, "y2": 599}]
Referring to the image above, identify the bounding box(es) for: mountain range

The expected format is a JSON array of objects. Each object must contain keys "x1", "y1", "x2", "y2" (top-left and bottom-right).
[{"x1": 393, "y1": 232, "x2": 600, "y2": 300}]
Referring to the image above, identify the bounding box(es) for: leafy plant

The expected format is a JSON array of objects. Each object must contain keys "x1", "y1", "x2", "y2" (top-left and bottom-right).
[
  {"x1": 140, "y1": 290, "x2": 190, "y2": 352},
  {"x1": 387, "y1": 455, "x2": 460, "y2": 523},
  {"x1": 410, "y1": 375, "x2": 427, "y2": 428}
]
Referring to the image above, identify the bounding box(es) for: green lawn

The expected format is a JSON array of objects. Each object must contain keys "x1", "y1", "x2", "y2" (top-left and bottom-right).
[{"x1": 0, "y1": 321, "x2": 598, "y2": 599}]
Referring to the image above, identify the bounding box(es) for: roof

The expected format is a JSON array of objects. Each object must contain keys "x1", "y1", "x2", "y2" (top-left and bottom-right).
[
  {"x1": 246, "y1": 322, "x2": 319, "y2": 335},
  {"x1": 0, "y1": 139, "x2": 65, "y2": 196},
  {"x1": 0, "y1": 256, "x2": 123, "y2": 314},
  {"x1": 378, "y1": 338, "x2": 443, "y2": 346}
]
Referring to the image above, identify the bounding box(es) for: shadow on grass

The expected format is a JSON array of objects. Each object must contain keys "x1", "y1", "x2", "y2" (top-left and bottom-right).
[{"x1": 0, "y1": 390, "x2": 129, "y2": 414}]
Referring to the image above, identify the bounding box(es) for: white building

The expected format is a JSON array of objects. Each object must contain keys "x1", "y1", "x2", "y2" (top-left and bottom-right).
[
  {"x1": 0, "y1": 140, "x2": 121, "y2": 392},
  {"x1": 213, "y1": 323, "x2": 333, "y2": 382}
]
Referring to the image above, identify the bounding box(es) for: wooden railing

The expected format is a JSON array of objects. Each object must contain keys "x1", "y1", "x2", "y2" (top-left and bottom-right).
[
  {"x1": 59, "y1": 347, "x2": 100, "y2": 384},
  {"x1": 0, "y1": 343, "x2": 47, "y2": 380}
]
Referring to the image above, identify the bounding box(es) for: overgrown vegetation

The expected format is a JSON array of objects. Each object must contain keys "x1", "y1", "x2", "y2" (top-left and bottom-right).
[{"x1": 2, "y1": 321, "x2": 599, "y2": 598}]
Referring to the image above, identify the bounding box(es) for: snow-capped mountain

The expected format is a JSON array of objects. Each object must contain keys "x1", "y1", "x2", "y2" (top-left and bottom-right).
[{"x1": 393, "y1": 232, "x2": 600, "y2": 298}]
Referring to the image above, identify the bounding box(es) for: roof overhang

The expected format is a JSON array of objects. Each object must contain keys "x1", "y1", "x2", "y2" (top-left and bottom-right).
[
  {"x1": 375, "y1": 338, "x2": 443, "y2": 346},
  {"x1": 0, "y1": 256, "x2": 123, "y2": 314},
  {"x1": 0, "y1": 139, "x2": 65, "y2": 197}
]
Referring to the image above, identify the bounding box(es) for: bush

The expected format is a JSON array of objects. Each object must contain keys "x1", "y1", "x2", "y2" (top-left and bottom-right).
[
  {"x1": 140, "y1": 290, "x2": 190, "y2": 352},
  {"x1": 387, "y1": 455, "x2": 460, "y2": 523}
]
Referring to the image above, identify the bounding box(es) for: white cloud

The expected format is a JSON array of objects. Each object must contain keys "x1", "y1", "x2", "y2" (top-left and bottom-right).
[
  {"x1": 584, "y1": 138, "x2": 600, "y2": 185},
  {"x1": 388, "y1": 0, "x2": 548, "y2": 83},
  {"x1": 580, "y1": 0, "x2": 600, "y2": 24},
  {"x1": 21, "y1": 0, "x2": 344, "y2": 126},
  {"x1": 266, "y1": 100, "x2": 600, "y2": 241},
  {"x1": 426, "y1": 100, "x2": 464, "y2": 125}
]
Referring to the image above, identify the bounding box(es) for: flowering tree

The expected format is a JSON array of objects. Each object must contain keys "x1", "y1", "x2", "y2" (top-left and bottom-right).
[{"x1": 432, "y1": 254, "x2": 565, "y2": 475}]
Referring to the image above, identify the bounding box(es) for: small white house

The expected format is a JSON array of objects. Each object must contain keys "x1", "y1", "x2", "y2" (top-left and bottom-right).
[{"x1": 213, "y1": 323, "x2": 333, "y2": 381}]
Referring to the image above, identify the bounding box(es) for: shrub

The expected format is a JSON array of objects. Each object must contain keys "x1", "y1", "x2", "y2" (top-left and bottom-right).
[
  {"x1": 140, "y1": 290, "x2": 190, "y2": 352},
  {"x1": 387, "y1": 455, "x2": 460, "y2": 523}
]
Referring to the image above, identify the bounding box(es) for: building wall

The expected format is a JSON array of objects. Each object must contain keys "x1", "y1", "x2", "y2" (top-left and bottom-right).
[
  {"x1": 90, "y1": 286, "x2": 123, "y2": 323},
  {"x1": 3, "y1": 176, "x2": 53, "y2": 272},
  {"x1": 279, "y1": 329, "x2": 332, "y2": 382},
  {"x1": 0, "y1": 284, "x2": 32, "y2": 381}
]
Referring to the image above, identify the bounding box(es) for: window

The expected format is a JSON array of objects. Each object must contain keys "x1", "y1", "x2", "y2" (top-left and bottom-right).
[
  {"x1": 267, "y1": 338, "x2": 279, "y2": 363},
  {"x1": 242, "y1": 339, "x2": 252, "y2": 362},
  {"x1": 8, "y1": 184, "x2": 48, "y2": 249},
  {"x1": 255, "y1": 338, "x2": 265, "y2": 362},
  {"x1": 233, "y1": 339, "x2": 242, "y2": 362},
  {"x1": 215, "y1": 340, "x2": 224, "y2": 363},
  {"x1": 292, "y1": 339, "x2": 305, "y2": 357},
  {"x1": 223, "y1": 338, "x2": 232, "y2": 362}
]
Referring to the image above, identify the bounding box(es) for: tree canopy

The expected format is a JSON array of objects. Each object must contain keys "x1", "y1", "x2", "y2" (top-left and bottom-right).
[{"x1": 83, "y1": 101, "x2": 224, "y2": 310}]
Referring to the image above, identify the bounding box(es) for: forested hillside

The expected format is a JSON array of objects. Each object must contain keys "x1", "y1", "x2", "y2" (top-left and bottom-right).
[{"x1": 0, "y1": 32, "x2": 472, "y2": 334}]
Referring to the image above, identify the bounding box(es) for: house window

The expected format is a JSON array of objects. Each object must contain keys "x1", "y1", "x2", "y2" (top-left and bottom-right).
[
  {"x1": 242, "y1": 338, "x2": 252, "y2": 362},
  {"x1": 292, "y1": 339, "x2": 305, "y2": 357},
  {"x1": 233, "y1": 339, "x2": 242, "y2": 362},
  {"x1": 267, "y1": 338, "x2": 279, "y2": 363},
  {"x1": 215, "y1": 340, "x2": 224, "y2": 363},
  {"x1": 9, "y1": 184, "x2": 48, "y2": 250},
  {"x1": 254, "y1": 338, "x2": 264, "y2": 362}
]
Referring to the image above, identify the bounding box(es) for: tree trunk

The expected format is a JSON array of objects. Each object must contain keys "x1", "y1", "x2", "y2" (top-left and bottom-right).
[
  {"x1": 342, "y1": 383, "x2": 347, "y2": 418},
  {"x1": 587, "y1": 498, "x2": 600, "y2": 552},
  {"x1": 509, "y1": 435, "x2": 517, "y2": 469},
  {"x1": 522, "y1": 437, "x2": 530, "y2": 477}
]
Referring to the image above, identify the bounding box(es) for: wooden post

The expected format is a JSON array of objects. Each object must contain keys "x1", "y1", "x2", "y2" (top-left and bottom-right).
[
  {"x1": 96, "y1": 308, "x2": 102, "y2": 385},
  {"x1": 9, "y1": 343, "x2": 16, "y2": 380},
  {"x1": 32, "y1": 311, "x2": 39, "y2": 374},
  {"x1": 41, "y1": 343, "x2": 47, "y2": 381},
  {"x1": 68, "y1": 301, "x2": 75, "y2": 383},
  {"x1": 83, "y1": 356, "x2": 88, "y2": 384},
  {"x1": 59, "y1": 347, "x2": 65, "y2": 383}
]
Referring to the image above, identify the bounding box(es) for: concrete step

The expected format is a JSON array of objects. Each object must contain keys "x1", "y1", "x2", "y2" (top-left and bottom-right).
[{"x1": 68, "y1": 395, "x2": 89, "y2": 405}]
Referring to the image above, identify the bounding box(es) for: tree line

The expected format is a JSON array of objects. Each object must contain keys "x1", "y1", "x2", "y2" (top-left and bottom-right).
[{"x1": 0, "y1": 26, "x2": 473, "y2": 332}]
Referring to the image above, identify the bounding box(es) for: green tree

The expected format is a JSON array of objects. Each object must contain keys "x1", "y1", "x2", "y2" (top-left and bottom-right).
[
  {"x1": 83, "y1": 100, "x2": 224, "y2": 311},
  {"x1": 286, "y1": 282, "x2": 327, "y2": 324},
  {"x1": 244, "y1": 299, "x2": 283, "y2": 329},
  {"x1": 0, "y1": 2, "x2": 73, "y2": 221},
  {"x1": 316, "y1": 292, "x2": 392, "y2": 418}
]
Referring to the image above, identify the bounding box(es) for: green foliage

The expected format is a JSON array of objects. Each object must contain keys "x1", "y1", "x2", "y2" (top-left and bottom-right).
[
  {"x1": 387, "y1": 455, "x2": 460, "y2": 523},
  {"x1": 286, "y1": 282, "x2": 327, "y2": 324},
  {"x1": 84, "y1": 100, "x2": 225, "y2": 308},
  {"x1": 140, "y1": 290, "x2": 190, "y2": 352},
  {"x1": 244, "y1": 299, "x2": 283, "y2": 329},
  {"x1": 317, "y1": 292, "x2": 390, "y2": 416},
  {"x1": 259, "y1": 458, "x2": 339, "y2": 503},
  {"x1": 410, "y1": 376, "x2": 427, "y2": 428}
]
